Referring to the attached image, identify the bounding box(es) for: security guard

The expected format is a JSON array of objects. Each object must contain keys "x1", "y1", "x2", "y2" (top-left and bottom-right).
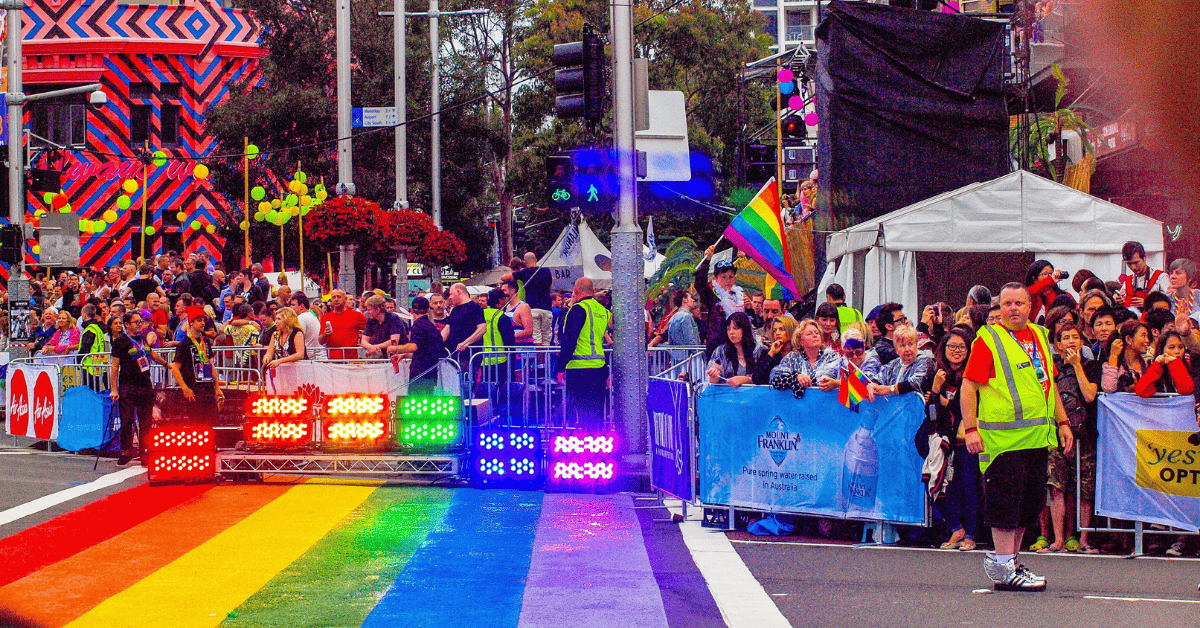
[
  {"x1": 78, "y1": 303, "x2": 108, "y2": 391},
  {"x1": 960, "y1": 282, "x2": 1074, "y2": 592},
  {"x1": 481, "y1": 288, "x2": 515, "y2": 399},
  {"x1": 555, "y1": 277, "x2": 611, "y2": 430}
]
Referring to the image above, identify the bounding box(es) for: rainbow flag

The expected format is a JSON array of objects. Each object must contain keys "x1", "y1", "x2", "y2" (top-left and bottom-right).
[
  {"x1": 838, "y1": 362, "x2": 872, "y2": 411},
  {"x1": 723, "y1": 178, "x2": 798, "y2": 297},
  {"x1": 0, "y1": 480, "x2": 722, "y2": 627}
]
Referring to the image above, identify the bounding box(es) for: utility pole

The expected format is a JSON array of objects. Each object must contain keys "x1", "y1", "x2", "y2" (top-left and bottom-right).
[
  {"x1": 609, "y1": 0, "x2": 647, "y2": 475},
  {"x1": 4, "y1": 0, "x2": 103, "y2": 305},
  {"x1": 335, "y1": 0, "x2": 357, "y2": 296}
]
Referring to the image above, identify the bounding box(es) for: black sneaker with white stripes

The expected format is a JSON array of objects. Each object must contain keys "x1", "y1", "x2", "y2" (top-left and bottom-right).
[{"x1": 996, "y1": 560, "x2": 1047, "y2": 592}]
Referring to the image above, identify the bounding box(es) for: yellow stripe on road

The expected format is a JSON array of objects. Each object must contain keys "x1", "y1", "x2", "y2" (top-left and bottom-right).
[{"x1": 65, "y1": 482, "x2": 377, "y2": 628}]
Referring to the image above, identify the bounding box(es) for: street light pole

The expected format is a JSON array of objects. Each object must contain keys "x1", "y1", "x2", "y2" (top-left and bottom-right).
[{"x1": 609, "y1": 0, "x2": 648, "y2": 474}]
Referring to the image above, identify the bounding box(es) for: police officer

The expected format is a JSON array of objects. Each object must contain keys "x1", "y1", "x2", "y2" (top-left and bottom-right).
[
  {"x1": 960, "y1": 282, "x2": 1074, "y2": 592},
  {"x1": 554, "y1": 278, "x2": 611, "y2": 430},
  {"x1": 78, "y1": 303, "x2": 108, "y2": 392}
]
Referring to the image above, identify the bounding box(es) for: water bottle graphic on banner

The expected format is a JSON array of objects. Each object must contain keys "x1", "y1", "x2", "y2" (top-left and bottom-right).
[{"x1": 841, "y1": 421, "x2": 879, "y2": 512}]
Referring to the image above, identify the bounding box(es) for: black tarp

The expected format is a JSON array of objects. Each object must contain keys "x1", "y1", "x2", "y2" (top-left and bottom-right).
[{"x1": 815, "y1": 2, "x2": 1010, "y2": 226}]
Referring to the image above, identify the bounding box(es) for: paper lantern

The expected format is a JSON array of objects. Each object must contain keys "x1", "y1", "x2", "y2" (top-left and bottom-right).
[
  {"x1": 190, "y1": 220, "x2": 202, "y2": 230},
  {"x1": 251, "y1": 186, "x2": 266, "y2": 201},
  {"x1": 300, "y1": 195, "x2": 312, "y2": 207},
  {"x1": 92, "y1": 221, "x2": 107, "y2": 233},
  {"x1": 804, "y1": 112, "x2": 819, "y2": 126},
  {"x1": 257, "y1": 201, "x2": 271, "y2": 213},
  {"x1": 123, "y1": 179, "x2": 139, "y2": 194},
  {"x1": 271, "y1": 199, "x2": 281, "y2": 209},
  {"x1": 254, "y1": 211, "x2": 266, "y2": 222},
  {"x1": 778, "y1": 68, "x2": 794, "y2": 83},
  {"x1": 193, "y1": 164, "x2": 209, "y2": 180},
  {"x1": 153, "y1": 150, "x2": 168, "y2": 167},
  {"x1": 60, "y1": 204, "x2": 72, "y2": 214},
  {"x1": 301, "y1": 206, "x2": 312, "y2": 216},
  {"x1": 32, "y1": 244, "x2": 40, "y2": 255},
  {"x1": 265, "y1": 210, "x2": 279, "y2": 222},
  {"x1": 51, "y1": 194, "x2": 67, "y2": 209},
  {"x1": 117, "y1": 195, "x2": 131, "y2": 210},
  {"x1": 296, "y1": 171, "x2": 307, "y2": 184},
  {"x1": 285, "y1": 194, "x2": 298, "y2": 206},
  {"x1": 240, "y1": 220, "x2": 249, "y2": 230},
  {"x1": 42, "y1": 192, "x2": 55, "y2": 205},
  {"x1": 102, "y1": 210, "x2": 118, "y2": 223},
  {"x1": 298, "y1": 183, "x2": 308, "y2": 196},
  {"x1": 176, "y1": 212, "x2": 187, "y2": 222},
  {"x1": 788, "y1": 95, "x2": 803, "y2": 111},
  {"x1": 779, "y1": 81, "x2": 794, "y2": 95},
  {"x1": 144, "y1": 225, "x2": 156, "y2": 235},
  {"x1": 205, "y1": 224, "x2": 217, "y2": 234},
  {"x1": 314, "y1": 184, "x2": 326, "y2": 193},
  {"x1": 246, "y1": 144, "x2": 260, "y2": 160},
  {"x1": 79, "y1": 219, "x2": 91, "y2": 232}
]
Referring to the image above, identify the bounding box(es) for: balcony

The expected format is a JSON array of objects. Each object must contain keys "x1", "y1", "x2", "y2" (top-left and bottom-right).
[{"x1": 786, "y1": 25, "x2": 816, "y2": 42}]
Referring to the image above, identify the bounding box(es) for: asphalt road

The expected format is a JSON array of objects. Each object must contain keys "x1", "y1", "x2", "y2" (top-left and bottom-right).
[
  {"x1": 0, "y1": 438, "x2": 144, "y2": 538},
  {"x1": 734, "y1": 538, "x2": 1200, "y2": 628}
]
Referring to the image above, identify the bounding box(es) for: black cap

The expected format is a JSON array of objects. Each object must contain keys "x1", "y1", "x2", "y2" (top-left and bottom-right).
[{"x1": 714, "y1": 259, "x2": 736, "y2": 274}]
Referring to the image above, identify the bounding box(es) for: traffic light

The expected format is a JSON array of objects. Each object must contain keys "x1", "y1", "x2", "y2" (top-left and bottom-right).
[
  {"x1": 546, "y1": 154, "x2": 575, "y2": 210},
  {"x1": 553, "y1": 25, "x2": 606, "y2": 124},
  {"x1": 513, "y1": 219, "x2": 528, "y2": 251},
  {"x1": 0, "y1": 225, "x2": 21, "y2": 265},
  {"x1": 571, "y1": 148, "x2": 616, "y2": 214},
  {"x1": 782, "y1": 114, "x2": 804, "y2": 138}
]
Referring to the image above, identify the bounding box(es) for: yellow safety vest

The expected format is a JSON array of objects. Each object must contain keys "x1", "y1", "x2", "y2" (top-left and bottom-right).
[
  {"x1": 566, "y1": 299, "x2": 609, "y2": 370},
  {"x1": 82, "y1": 322, "x2": 107, "y2": 376},
  {"x1": 975, "y1": 323, "x2": 1060, "y2": 473},
  {"x1": 482, "y1": 307, "x2": 508, "y2": 366},
  {"x1": 836, "y1": 305, "x2": 863, "y2": 334}
]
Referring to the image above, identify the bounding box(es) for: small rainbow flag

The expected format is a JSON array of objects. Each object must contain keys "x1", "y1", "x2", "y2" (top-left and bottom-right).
[
  {"x1": 838, "y1": 362, "x2": 872, "y2": 411},
  {"x1": 723, "y1": 178, "x2": 798, "y2": 297}
]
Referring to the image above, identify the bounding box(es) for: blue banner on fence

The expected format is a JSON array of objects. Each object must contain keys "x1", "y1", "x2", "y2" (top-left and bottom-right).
[
  {"x1": 56, "y1": 386, "x2": 116, "y2": 452},
  {"x1": 698, "y1": 386, "x2": 926, "y2": 524},
  {"x1": 1097, "y1": 393, "x2": 1200, "y2": 532},
  {"x1": 647, "y1": 376, "x2": 693, "y2": 501}
]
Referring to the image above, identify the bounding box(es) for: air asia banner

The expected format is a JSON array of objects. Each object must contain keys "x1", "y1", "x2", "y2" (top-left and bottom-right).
[
  {"x1": 697, "y1": 386, "x2": 925, "y2": 524},
  {"x1": 5, "y1": 364, "x2": 62, "y2": 440},
  {"x1": 1097, "y1": 394, "x2": 1200, "y2": 532},
  {"x1": 647, "y1": 377, "x2": 693, "y2": 501}
]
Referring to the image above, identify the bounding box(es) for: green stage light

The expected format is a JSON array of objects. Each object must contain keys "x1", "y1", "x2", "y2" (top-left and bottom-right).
[
  {"x1": 399, "y1": 420, "x2": 459, "y2": 446},
  {"x1": 399, "y1": 395, "x2": 461, "y2": 420}
]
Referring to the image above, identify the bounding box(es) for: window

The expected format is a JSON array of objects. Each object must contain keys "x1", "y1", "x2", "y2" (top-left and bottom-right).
[
  {"x1": 130, "y1": 82, "x2": 153, "y2": 100},
  {"x1": 161, "y1": 104, "x2": 181, "y2": 146},
  {"x1": 131, "y1": 105, "x2": 152, "y2": 147},
  {"x1": 754, "y1": 0, "x2": 776, "y2": 6},
  {"x1": 30, "y1": 101, "x2": 87, "y2": 149},
  {"x1": 160, "y1": 83, "x2": 181, "y2": 100},
  {"x1": 786, "y1": 11, "x2": 814, "y2": 42},
  {"x1": 163, "y1": 231, "x2": 183, "y2": 257}
]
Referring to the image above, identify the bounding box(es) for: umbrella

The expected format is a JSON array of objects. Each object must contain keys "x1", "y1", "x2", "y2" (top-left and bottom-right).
[{"x1": 464, "y1": 265, "x2": 512, "y2": 286}]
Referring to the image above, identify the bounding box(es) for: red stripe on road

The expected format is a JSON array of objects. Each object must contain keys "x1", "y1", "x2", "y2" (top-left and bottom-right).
[{"x1": 0, "y1": 483, "x2": 212, "y2": 587}]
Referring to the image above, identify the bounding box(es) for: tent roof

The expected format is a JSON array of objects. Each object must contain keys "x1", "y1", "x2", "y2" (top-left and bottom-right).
[{"x1": 826, "y1": 170, "x2": 1164, "y2": 259}]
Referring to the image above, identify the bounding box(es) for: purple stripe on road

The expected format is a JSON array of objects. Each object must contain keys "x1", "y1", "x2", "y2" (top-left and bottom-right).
[
  {"x1": 634, "y1": 506, "x2": 727, "y2": 628},
  {"x1": 518, "y1": 494, "x2": 670, "y2": 628}
]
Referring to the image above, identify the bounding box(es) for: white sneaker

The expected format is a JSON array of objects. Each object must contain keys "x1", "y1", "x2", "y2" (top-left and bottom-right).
[
  {"x1": 1166, "y1": 541, "x2": 1184, "y2": 557},
  {"x1": 986, "y1": 556, "x2": 1047, "y2": 592}
]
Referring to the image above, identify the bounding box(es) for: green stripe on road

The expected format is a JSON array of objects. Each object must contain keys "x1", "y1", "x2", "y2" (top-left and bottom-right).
[{"x1": 220, "y1": 486, "x2": 453, "y2": 628}]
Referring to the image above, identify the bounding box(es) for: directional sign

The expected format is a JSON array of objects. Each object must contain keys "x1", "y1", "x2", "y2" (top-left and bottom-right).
[{"x1": 351, "y1": 107, "x2": 398, "y2": 128}]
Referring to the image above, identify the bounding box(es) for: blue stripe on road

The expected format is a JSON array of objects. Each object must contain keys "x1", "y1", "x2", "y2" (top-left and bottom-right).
[{"x1": 362, "y1": 489, "x2": 543, "y2": 628}]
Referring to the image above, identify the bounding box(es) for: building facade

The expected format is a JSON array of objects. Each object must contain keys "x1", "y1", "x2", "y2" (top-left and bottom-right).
[{"x1": 15, "y1": 0, "x2": 263, "y2": 268}]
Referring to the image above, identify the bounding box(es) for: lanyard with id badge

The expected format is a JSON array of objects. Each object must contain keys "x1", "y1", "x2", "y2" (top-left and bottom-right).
[
  {"x1": 1007, "y1": 328, "x2": 1048, "y2": 385},
  {"x1": 131, "y1": 337, "x2": 151, "y2": 373},
  {"x1": 193, "y1": 340, "x2": 213, "y2": 382}
]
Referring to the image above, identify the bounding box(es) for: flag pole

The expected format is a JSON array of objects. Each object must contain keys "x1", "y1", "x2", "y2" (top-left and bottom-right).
[{"x1": 694, "y1": 234, "x2": 724, "y2": 272}]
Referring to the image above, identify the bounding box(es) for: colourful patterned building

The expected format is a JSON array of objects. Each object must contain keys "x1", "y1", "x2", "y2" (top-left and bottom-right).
[{"x1": 15, "y1": 0, "x2": 263, "y2": 269}]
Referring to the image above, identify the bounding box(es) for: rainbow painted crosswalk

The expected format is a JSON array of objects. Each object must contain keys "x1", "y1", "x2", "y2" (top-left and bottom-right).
[{"x1": 0, "y1": 481, "x2": 725, "y2": 628}]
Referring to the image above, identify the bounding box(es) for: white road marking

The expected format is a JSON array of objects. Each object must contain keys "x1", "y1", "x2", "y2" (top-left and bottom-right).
[
  {"x1": 729, "y1": 538, "x2": 1177, "y2": 560},
  {"x1": 0, "y1": 466, "x2": 145, "y2": 527},
  {"x1": 669, "y1": 504, "x2": 793, "y2": 628},
  {"x1": 1083, "y1": 595, "x2": 1200, "y2": 605}
]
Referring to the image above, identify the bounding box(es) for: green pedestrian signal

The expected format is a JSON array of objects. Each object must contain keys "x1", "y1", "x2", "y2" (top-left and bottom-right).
[{"x1": 586, "y1": 185, "x2": 599, "y2": 202}]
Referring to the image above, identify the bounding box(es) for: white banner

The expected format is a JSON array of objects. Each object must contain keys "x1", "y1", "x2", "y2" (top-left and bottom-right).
[
  {"x1": 1097, "y1": 393, "x2": 1200, "y2": 532},
  {"x1": 5, "y1": 364, "x2": 62, "y2": 440},
  {"x1": 266, "y1": 360, "x2": 408, "y2": 399}
]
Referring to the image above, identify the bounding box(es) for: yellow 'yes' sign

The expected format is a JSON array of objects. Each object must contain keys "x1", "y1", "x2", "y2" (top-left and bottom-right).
[{"x1": 1135, "y1": 430, "x2": 1200, "y2": 498}]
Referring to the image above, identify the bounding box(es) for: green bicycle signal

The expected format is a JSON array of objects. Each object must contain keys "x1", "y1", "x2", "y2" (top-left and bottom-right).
[{"x1": 552, "y1": 188, "x2": 572, "y2": 202}]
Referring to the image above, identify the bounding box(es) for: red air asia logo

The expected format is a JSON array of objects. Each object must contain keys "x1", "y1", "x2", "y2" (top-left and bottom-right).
[
  {"x1": 32, "y1": 371, "x2": 56, "y2": 439},
  {"x1": 7, "y1": 368, "x2": 29, "y2": 436}
]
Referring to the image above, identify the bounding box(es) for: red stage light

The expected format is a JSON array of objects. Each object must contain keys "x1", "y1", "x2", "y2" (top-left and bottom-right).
[
  {"x1": 245, "y1": 394, "x2": 311, "y2": 418},
  {"x1": 148, "y1": 427, "x2": 214, "y2": 452},
  {"x1": 323, "y1": 394, "x2": 388, "y2": 418},
  {"x1": 146, "y1": 452, "x2": 216, "y2": 484}
]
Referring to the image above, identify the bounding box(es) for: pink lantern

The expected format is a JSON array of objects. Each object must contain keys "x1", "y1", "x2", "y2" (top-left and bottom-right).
[
  {"x1": 777, "y1": 68, "x2": 794, "y2": 83},
  {"x1": 804, "y1": 112, "x2": 819, "y2": 126},
  {"x1": 788, "y1": 95, "x2": 803, "y2": 111}
]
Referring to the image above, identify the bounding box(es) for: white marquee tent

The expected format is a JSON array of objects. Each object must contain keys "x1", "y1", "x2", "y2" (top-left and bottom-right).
[
  {"x1": 818, "y1": 170, "x2": 1165, "y2": 316},
  {"x1": 539, "y1": 219, "x2": 664, "y2": 290}
]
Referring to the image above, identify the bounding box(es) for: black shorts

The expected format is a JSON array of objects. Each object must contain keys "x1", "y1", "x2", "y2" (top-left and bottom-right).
[{"x1": 982, "y1": 447, "x2": 1049, "y2": 530}]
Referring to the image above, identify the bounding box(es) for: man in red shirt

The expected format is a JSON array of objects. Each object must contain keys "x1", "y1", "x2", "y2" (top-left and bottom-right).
[
  {"x1": 960, "y1": 282, "x2": 1073, "y2": 592},
  {"x1": 319, "y1": 289, "x2": 367, "y2": 359}
]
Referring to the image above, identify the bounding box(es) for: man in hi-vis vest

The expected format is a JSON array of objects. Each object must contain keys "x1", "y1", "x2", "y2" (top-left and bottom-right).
[
  {"x1": 555, "y1": 277, "x2": 611, "y2": 430},
  {"x1": 961, "y1": 282, "x2": 1074, "y2": 592}
]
